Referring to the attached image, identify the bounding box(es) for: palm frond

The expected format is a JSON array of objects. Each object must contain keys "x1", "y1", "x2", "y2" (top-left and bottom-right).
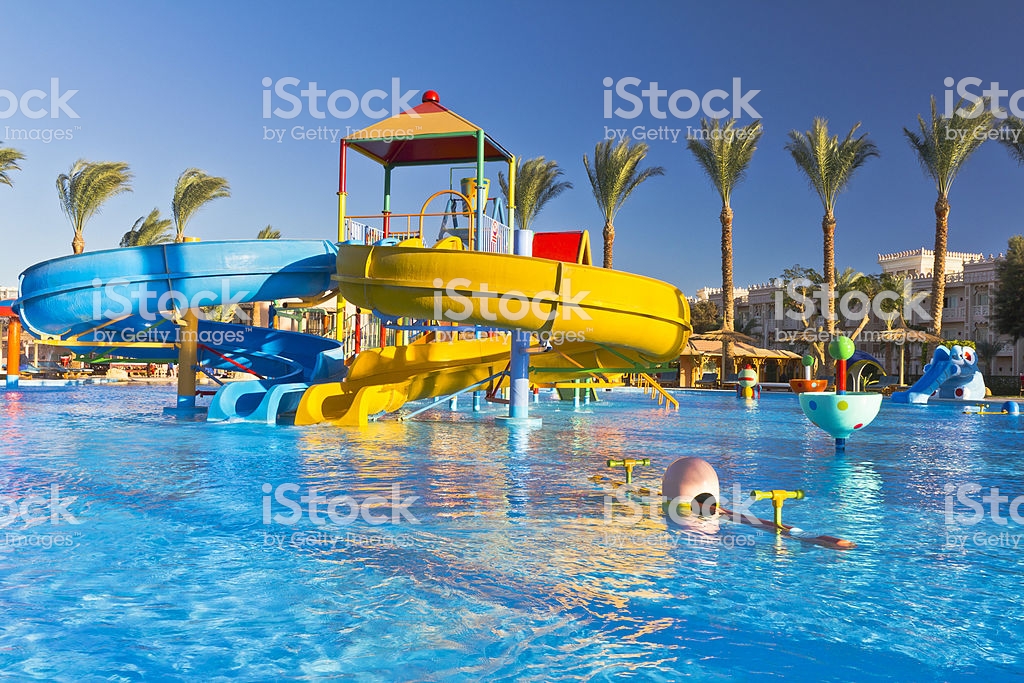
[
  {"x1": 903, "y1": 96, "x2": 995, "y2": 195},
  {"x1": 498, "y1": 156, "x2": 573, "y2": 231},
  {"x1": 172, "y1": 168, "x2": 231, "y2": 240},
  {"x1": 583, "y1": 139, "x2": 665, "y2": 222},
  {"x1": 785, "y1": 118, "x2": 879, "y2": 212},
  {"x1": 257, "y1": 225, "x2": 282, "y2": 239},
  {"x1": 0, "y1": 146, "x2": 26, "y2": 187},
  {"x1": 120, "y1": 208, "x2": 173, "y2": 247},
  {"x1": 998, "y1": 116, "x2": 1024, "y2": 165},
  {"x1": 55, "y1": 159, "x2": 134, "y2": 237},
  {"x1": 685, "y1": 119, "x2": 763, "y2": 205}
]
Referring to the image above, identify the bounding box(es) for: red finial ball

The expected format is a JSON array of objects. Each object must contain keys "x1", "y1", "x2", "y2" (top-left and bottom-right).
[{"x1": 422, "y1": 90, "x2": 440, "y2": 103}]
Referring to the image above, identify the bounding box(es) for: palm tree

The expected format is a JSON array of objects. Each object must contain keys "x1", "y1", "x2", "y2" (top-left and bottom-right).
[
  {"x1": 0, "y1": 145, "x2": 25, "y2": 188},
  {"x1": 785, "y1": 118, "x2": 879, "y2": 338},
  {"x1": 172, "y1": 168, "x2": 230, "y2": 242},
  {"x1": 974, "y1": 339, "x2": 1001, "y2": 376},
  {"x1": 257, "y1": 225, "x2": 281, "y2": 239},
  {"x1": 687, "y1": 118, "x2": 763, "y2": 379},
  {"x1": 56, "y1": 159, "x2": 134, "y2": 254},
  {"x1": 904, "y1": 96, "x2": 995, "y2": 336},
  {"x1": 497, "y1": 157, "x2": 573, "y2": 232},
  {"x1": 583, "y1": 138, "x2": 665, "y2": 268},
  {"x1": 120, "y1": 208, "x2": 174, "y2": 247},
  {"x1": 999, "y1": 116, "x2": 1024, "y2": 165}
]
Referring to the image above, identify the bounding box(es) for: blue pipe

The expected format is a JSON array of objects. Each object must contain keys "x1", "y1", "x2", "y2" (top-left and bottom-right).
[{"x1": 508, "y1": 229, "x2": 534, "y2": 420}]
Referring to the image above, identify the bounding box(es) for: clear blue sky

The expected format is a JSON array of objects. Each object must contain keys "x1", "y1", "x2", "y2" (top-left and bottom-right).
[{"x1": 3, "y1": 0, "x2": 1024, "y2": 297}]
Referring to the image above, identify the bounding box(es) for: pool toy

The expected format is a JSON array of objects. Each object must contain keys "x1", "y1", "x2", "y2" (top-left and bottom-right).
[
  {"x1": 798, "y1": 336, "x2": 881, "y2": 452},
  {"x1": 609, "y1": 457, "x2": 651, "y2": 485},
  {"x1": 789, "y1": 354, "x2": 828, "y2": 393},
  {"x1": 594, "y1": 457, "x2": 857, "y2": 549},
  {"x1": 736, "y1": 364, "x2": 760, "y2": 399},
  {"x1": 661, "y1": 456, "x2": 720, "y2": 514},
  {"x1": 963, "y1": 400, "x2": 1020, "y2": 416},
  {"x1": 891, "y1": 344, "x2": 986, "y2": 404}
]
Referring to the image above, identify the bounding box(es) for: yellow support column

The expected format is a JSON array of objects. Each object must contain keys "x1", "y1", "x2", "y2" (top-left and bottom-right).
[{"x1": 176, "y1": 310, "x2": 199, "y2": 409}]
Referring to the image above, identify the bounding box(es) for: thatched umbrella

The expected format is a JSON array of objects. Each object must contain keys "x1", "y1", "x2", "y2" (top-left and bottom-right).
[
  {"x1": 691, "y1": 329, "x2": 758, "y2": 345},
  {"x1": 691, "y1": 329, "x2": 758, "y2": 379},
  {"x1": 877, "y1": 327, "x2": 944, "y2": 385}
]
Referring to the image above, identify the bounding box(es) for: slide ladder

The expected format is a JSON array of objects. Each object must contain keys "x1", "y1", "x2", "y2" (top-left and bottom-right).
[{"x1": 632, "y1": 372, "x2": 679, "y2": 409}]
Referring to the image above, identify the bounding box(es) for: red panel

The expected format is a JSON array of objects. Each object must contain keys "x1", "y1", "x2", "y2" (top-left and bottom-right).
[
  {"x1": 0, "y1": 303, "x2": 15, "y2": 318},
  {"x1": 533, "y1": 232, "x2": 583, "y2": 264}
]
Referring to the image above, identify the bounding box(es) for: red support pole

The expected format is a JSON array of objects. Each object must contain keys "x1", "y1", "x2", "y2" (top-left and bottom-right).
[
  {"x1": 6, "y1": 317, "x2": 22, "y2": 388},
  {"x1": 354, "y1": 310, "x2": 362, "y2": 355},
  {"x1": 836, "y1": 359, "x2": 847, "y2": 394}
]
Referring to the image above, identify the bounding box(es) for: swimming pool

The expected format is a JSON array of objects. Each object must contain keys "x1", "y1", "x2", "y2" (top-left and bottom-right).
[{"x1": 0, "y1": 386, "x2": 1022, "y2": 680}]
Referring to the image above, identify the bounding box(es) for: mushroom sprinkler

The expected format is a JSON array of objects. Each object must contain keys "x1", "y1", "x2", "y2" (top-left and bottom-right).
[{"x1": 798, "y1": 336, "x2": 881, "y2": 453}]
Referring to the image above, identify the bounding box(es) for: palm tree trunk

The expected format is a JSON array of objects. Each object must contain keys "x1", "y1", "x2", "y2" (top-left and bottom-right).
[
  {"x1": 930, "y1": 195, "x2": 950, "y2": 336},
  {"x1": 720, "y1": 204, "x2": 734, "y2": 381},
  {"x1": 822, "y1": 210, "x2": 837, "y2": 378},
  {"x1": 602, "y1": 220, "x2": 614, "y2": 268},
  {"x1": 72, "y1": 231, "x2": 85, "y2": 255},
  {"x1": 822, "y1": 211, "x2": 836, "y2": 336}
]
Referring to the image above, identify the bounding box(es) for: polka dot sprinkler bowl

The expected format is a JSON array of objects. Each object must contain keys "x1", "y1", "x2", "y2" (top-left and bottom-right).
[{"x1": 798, "y1": 391, "x2": 882, "y2": 439}]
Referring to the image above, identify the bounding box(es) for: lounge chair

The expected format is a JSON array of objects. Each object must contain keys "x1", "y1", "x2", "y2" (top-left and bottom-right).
[{"x1": 694, "y1": 372, "x2": 719, "y2": 388}]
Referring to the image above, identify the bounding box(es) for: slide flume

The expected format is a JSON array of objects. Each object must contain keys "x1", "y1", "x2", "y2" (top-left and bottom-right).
[
  {"x1": 16, "y1": 241, "x2": 346, "y2": 417},
  {"x1": 294, "y1": 239, "x2": 691, "y2": 425}
]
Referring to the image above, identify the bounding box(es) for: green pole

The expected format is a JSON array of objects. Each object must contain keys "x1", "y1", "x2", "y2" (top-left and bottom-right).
[{"x1": 475, "y1": 130, "x2": 485, "y2": 252}]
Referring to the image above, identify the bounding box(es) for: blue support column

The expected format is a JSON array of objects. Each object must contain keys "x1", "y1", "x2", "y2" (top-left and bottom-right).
[
  {"x1": 509, "y1": 329, "x2": 531, "y2": 418},
  {"x1": 498, "y1": 229, "x2": 540, "y2": 427}
]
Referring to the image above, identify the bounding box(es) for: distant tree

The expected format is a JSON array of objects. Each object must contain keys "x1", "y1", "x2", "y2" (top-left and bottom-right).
[
  {"x1": 257, "y1": 225, "x2": 281, "y2": 239},
  {"x1": 994, "y1": 235, "x2": 1024, "y2": 341},
  {"x1": 687, "y1": 118, "x2": 763, "y2": 377},
  {"x1": 57, "y1": 159, "x2": 134, "y2": 254},
  {"x1": 786, "y1": 118, "x2": 879, "y2": 338},
  {"x1": 974, "y1": 340, "x2": 1001, "y2": 376},
  {"x1": 904, "y1": 96, "x2": 995, "y2": 336},
  {"x1": 690, "y1": 299, "x2": 721, "y2": 334},
  {"x1": 120, "y1": 208, "x2": 173, "y2": 247},
  {"x1": 583, "y1": 138, "x2": 665, "y2": 269},
  {"x1": 498, "y1": 157, "x2": 573, "y2": 232},
  {"x1": 172, "y1": 168, "x2": 230, "y2": 242},
  {"x1": 0, "y1": 145, "x2": 25, "y2": 187},
  {"x1": 736, "y1": 314, "x2": 761, "y2": 338}
]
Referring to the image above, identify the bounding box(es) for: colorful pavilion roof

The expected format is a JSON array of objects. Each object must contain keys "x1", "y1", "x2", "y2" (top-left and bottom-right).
[{"x1": 344, "y1": 94, "x2": 513, "y2": 166}]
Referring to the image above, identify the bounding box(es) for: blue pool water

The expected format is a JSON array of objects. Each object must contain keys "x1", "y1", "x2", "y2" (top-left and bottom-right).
[{"x1": 1, "y1": 385, "x2": 1023, "y2": 680}]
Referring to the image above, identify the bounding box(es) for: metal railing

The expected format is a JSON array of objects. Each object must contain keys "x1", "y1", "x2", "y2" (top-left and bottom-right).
[{"x1": 342, "y1": 211, "x2": 513, "y2": 254}]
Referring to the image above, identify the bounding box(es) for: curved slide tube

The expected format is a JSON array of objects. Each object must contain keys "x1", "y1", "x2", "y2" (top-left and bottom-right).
[
  {"x1": 890, "y1": 355, "x2": 957, "y2": 404},
  {"x1": 16, "y1": 240, "x2": 346, "y2": 421},
  {"x1": 294, "y1": 240, "x2": 691, "y2": 425}
]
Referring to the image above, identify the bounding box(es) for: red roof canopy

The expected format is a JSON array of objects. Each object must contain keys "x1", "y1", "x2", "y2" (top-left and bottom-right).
[{"x1": 345, "y1": 99, "x2": 513, "y2": 167}]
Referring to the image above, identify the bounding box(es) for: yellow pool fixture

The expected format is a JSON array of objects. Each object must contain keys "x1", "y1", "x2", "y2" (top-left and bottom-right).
[
  {"x1": 607, "y1": 458, "x2": 650, "y2": 484},
  {"x1": 749, "y1": 489, "x2": 805, "y2": 529}
]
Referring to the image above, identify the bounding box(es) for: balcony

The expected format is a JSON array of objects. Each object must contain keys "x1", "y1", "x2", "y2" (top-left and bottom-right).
[
  {"x1": 973, "y1": 304, "x2": 990, "y2": 320},
  {"x1": 944, "y1": 306, "x2": 965, "y2": 322}
]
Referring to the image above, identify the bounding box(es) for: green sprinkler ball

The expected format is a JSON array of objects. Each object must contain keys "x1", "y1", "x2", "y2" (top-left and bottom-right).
[
  {"x1": 801, "y1": 354, "x2": 815, "y2": 367},
  {"x1": 828, "y1": 336, "x2": 855, "y2": 361},
  {"x1": 738, "y1": 367, "x2": 758, "y2": 388}
]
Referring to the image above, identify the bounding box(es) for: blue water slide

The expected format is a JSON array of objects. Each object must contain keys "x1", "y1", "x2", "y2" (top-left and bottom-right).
[
  {"x1": 891, "y1": 350, "x2": 957, "y2": 404},
  {"x1": 17, "y1": 240, "x2": 339, "y2": 338},
  {"x1": 15, "y1": 240, "x2": 346, "y2": 421}
]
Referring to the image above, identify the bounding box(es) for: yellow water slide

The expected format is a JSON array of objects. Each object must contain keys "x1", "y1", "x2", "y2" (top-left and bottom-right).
[{"x1": 294, "y1": 239, "x2": 690, "y2": 425}]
